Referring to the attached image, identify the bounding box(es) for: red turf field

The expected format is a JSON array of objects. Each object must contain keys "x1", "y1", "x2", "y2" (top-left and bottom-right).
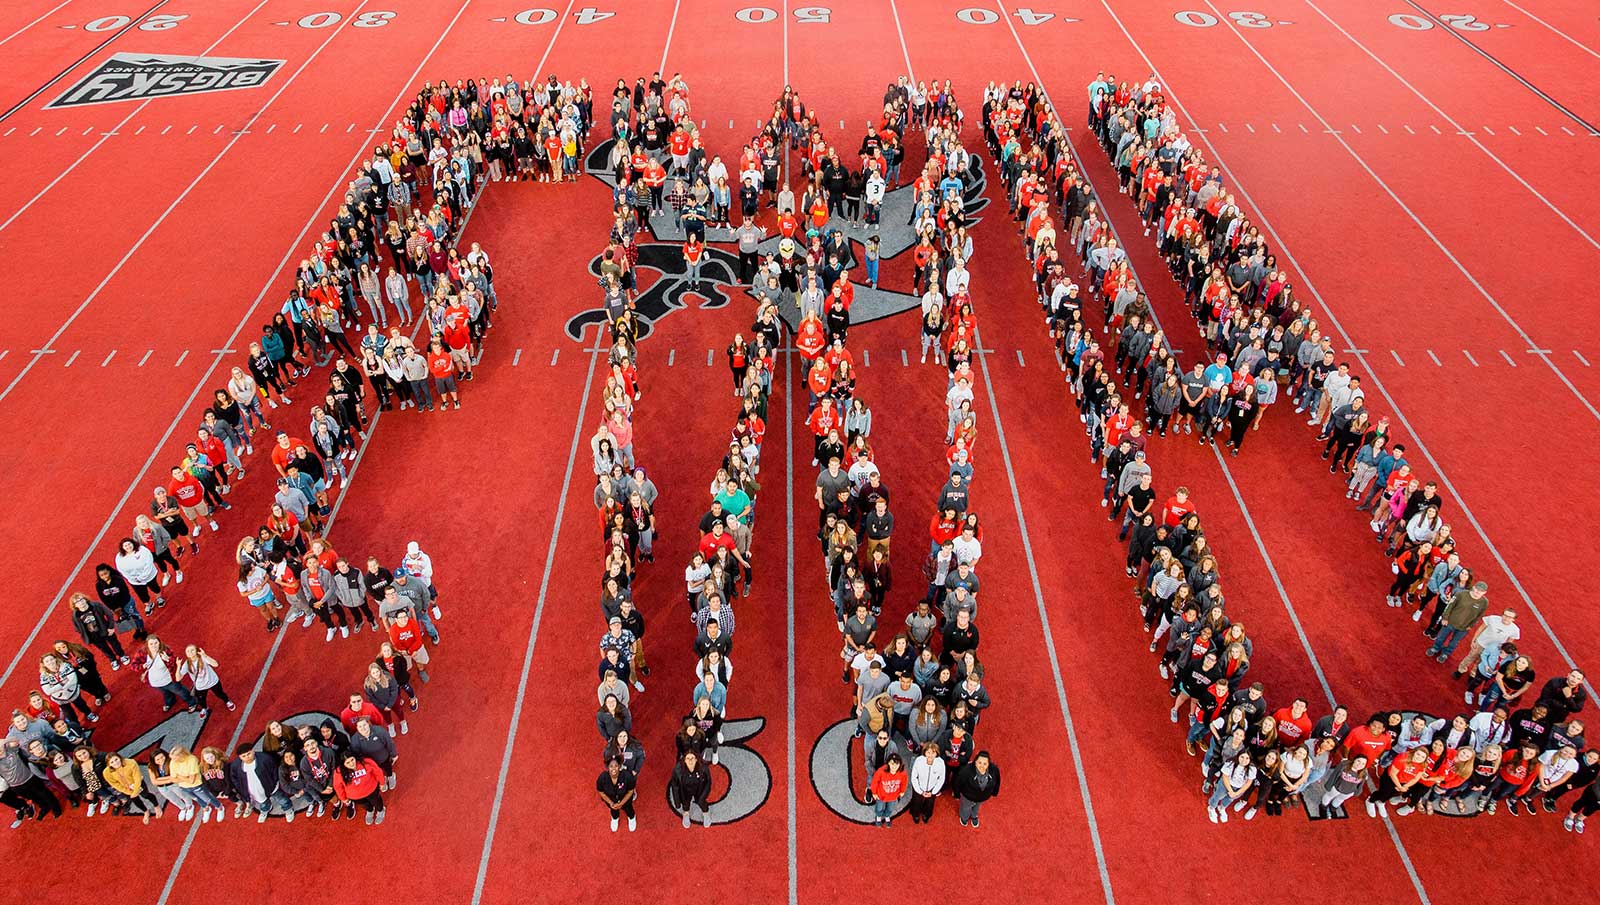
[{"x1": 0, "y1": 2, "x2": 1597, "y2": 902}]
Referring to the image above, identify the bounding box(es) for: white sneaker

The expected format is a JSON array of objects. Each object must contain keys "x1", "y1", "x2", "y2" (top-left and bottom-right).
[
  {"x1": 632, "y1": 680, "x2": 645, "y2": 693},
  {"x1": 682, "y1": 812, "x2": 691, "y2": 829},
  {"x1": 400, "y1": 720, "x2": 410, "y2": 734},
  {"x1": 285, "y1": 808, "x2": 294, "y2": 824},
  {"x1": 1218, "y1": 807, "x2": 1228, "y2": 823},
  {"x1": 268, "y1": 399, "x2": 279, "y2": 409},
  {"x1": 216, "y1": 806, "x2": 225, "y2": 822},
  {"x1": 702, "y1": 811, "x2": 712, "y2": 827},
  {"x1": 257, "y1": 811, "x2": 268, "y2": 823},
  {"x1": 712, "y1": 750, "x2": 719, "y2": 765},
  {"x1": 175, "y1": 571, "x2": 184, "y2": 584},
  {"x1": 610, "y1": 817, "x2": 619, "y2": 832},
  {"x1": 432, "y1": 606, "x2": 442, "y2": 620},
  {"x1": 340, "y1": 626, "x2": 349, "y2": 638},
  {"x1": 209, "y1": 520, "x2": 220, "y2": 531},
  {"x1": 1244, "y1": 807, "x2": 1257, "y2": 820},
  {"x1": 302, "y1": 615, "x2": 315, "y2": 629},
  {"x1": 325, "y1": 628, "x2": 335, "y2": 642},
  {"x1": 202, "y1": 808, "x2": 212, "y2": 823},
  {"x1": 1411, "y1": 610, "x2": 1422, "y2": 623},
  {"x1": 1376, "y1": 802, "x2": 1388, "y2": 817},
  {"x1": 1396, "y1": 805, "x2": 1414, "y2": 816},
  {"x1": 627, "y1": 816, "x2": 636, "y2": 832},
  {"x1": 1464, "y1": 691, "x2": 1474, "y2": 705},
  {"x1": 1207, "y1": 807, "x2": 1218, "y2": 824},
  {"x1": 1232, "y1": 799, "x2": 1248, "y2": 812}
]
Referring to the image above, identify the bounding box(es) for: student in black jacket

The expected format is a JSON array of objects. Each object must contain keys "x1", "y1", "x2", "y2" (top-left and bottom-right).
[
  {"x1": 70, "y1": 593, "x2": 127, "y2": 665},
  {"x1": 228, "y1": 746, "x2": 290, "y2": 823},
  {"x1": 669, "y1": 751, "x2": 713, "y2": 828},
  {"x1": 954, "y1": 750, "x2": 1000, "y2": 827}
]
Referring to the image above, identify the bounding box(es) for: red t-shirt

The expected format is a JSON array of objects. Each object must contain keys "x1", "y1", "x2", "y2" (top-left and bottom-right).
[
  {"x1": 1274, "y1": 708, "x2": 1313, "y2": 746},
  {"x1": 388, "y1": 621, "x2": 425, "y2": 654},
  {"x1": 670, "y1": 131, "x2": 692, "y2": 155},
  {"x1": 168, "y1": 474, "x2": 204, "y2": 506},
  {"x1": 1344, "y1": 726, "x2": 1392, "y2": 761},
  {"x1": 698, "y1": 531, "x2": 737, "y2": 560},
  {"x1": 1162, "y1": 496, "x2": 1196, "y2": 527},
  {"x1": 427, "y1": 351, "x2": 454, "y2": 379}
]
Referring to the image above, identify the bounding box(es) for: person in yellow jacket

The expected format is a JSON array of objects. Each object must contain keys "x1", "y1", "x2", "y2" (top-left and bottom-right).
[
  {"x1": 170, "y1": 746, "x2": 226, "y2": 823},
  {"x1": 102, "y1": 753, "x2": 163, "y2": 824}
]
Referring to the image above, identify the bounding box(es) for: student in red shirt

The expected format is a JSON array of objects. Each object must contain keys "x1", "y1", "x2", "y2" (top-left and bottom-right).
[
  {"x1": 684, "y1": 236, "x2": 705, "y2": 290},
  {"x1": 1161, "y1": 487, "x2": 1195, "y2": 527},
  {"x1": 1366, "y1": 746, "x2": 1431, "y2": 818},
  {"x1": 340, "y1": 693, "x2": 387, "y2": 732},
  {"x1": 1273, "y1": 699, "x2": 1313, "y2": 747},
  {"x1": 426, "y1": 338, "x2": 461, "y2": 410},
  {"x1": 1343, "y1": 716, "x2": 1393, "y2": 779},
  {"x1": 270, "y1": 432, "x2": 310, "y2": 477},
  {"x1": 386, "y1": 609, "x2": 431, "y2": 682},
  {"x1": 333, "y1": 754, "x2": 387, "y2": 825},
  {"x1": 805, "y1": 397, "x2": 840, "y2": 466},
  {"x1": 167, "y1": 466, "x2": 219, "y2": 533},
  {"x1": 869, "y1": 753, "x2": 908, "y2": 826},
  {"x1": 795, "y1": 313, "x2": 827, "y2": 361},
  {"x1": 697, "y1": 522, "x2": 738, "y2": 560}
]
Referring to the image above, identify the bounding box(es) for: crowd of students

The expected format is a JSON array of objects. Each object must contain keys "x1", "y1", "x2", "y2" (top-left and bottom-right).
[
  {"x1": 972, "y1": 74, "x2": 1597, "y2": 829},
  {"x1": 773, "y1": 82, "x2": 1002, "y2": 828},
  {"x1": 0, "y1": 71, "x2": 603, "y2": 829}
]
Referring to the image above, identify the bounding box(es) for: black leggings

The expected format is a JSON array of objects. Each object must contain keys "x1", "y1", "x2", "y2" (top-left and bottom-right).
[
  {"x1": 195, "y1": 683, "x2": 232, "y2": 709},
  {"x1": 313, "y1": 601, "x2": 349, "y2": 629},
  {"x1": 341, "y1": 600, "x2": 378, "y2": 627},
  {"x1": 349, "y1": 788, "x2": 385, "y2": 814},
  {"x1": 88, "y1": 634, "x2": 125, "y2": 661},
  {"x1": 4, "y1": 777, "x2": 61, "y2": 817},
  {"x1": 326, "y1": 331, "x2": 357, "y2": 358},
  {"x1": 606, "y1": 799, "x2": 636, "y2": 819},
  {"x1": 129, "y1": 578, "x2": 162, "y2": 604},
  {"x1": 153, "y1": 548, "x2": 181, "y2": 574},
  {"x1": 1569, "y1": 784, "x2": 1600, "y2": 817}
]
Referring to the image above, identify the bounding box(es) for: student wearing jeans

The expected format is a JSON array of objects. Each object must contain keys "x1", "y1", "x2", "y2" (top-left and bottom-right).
[
  {"x1": 869, "y1": 755, "x2": 908, "y2": 826},
  {"x1": 954, "y1": 751, "x2": 1001, "y2": 828}
]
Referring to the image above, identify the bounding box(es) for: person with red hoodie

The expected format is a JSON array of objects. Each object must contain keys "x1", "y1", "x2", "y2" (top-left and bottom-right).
[
  {"x1": 869, "y1": 753, "x2": 908, "y2": 826},
  {"x1": 332, "y1": 754, "x2": 386, "y2": 825}
]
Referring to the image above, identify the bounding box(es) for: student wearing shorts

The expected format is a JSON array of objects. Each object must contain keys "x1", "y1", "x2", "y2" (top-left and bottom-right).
[{"x1": 426, "y1": 339, "x2": 461, "y2": 410}]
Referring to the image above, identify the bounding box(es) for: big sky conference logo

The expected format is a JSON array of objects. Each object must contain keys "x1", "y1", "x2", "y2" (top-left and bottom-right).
[
  {"x1": 46, "y1": 53, "x2": 286, "y2": 109},
  {"x1": 566, "y1": 136, "x2": 987, "y2": 341}
]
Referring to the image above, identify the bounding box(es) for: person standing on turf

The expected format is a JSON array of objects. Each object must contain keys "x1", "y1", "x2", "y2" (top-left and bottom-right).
[
  {"x1": 597, "y1": 757, "x2": 637, "y2": 833},
  {"x1": 953, "y1": 750, "x2": 1000, "y2": 827}
]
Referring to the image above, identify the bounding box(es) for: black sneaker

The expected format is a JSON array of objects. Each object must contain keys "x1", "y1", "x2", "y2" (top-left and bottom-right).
[
  {"x1": 1507, "y1": 799, "x2": 1521, "y2": 815},
  {"x1": 1543, "y1": 798, "x2": 1557, "y2": 814}
]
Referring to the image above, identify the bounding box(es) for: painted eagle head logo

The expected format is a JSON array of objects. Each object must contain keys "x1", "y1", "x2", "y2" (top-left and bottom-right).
[{"x1": 564, "y1": 134, "x2": 987, "y2": 342}]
